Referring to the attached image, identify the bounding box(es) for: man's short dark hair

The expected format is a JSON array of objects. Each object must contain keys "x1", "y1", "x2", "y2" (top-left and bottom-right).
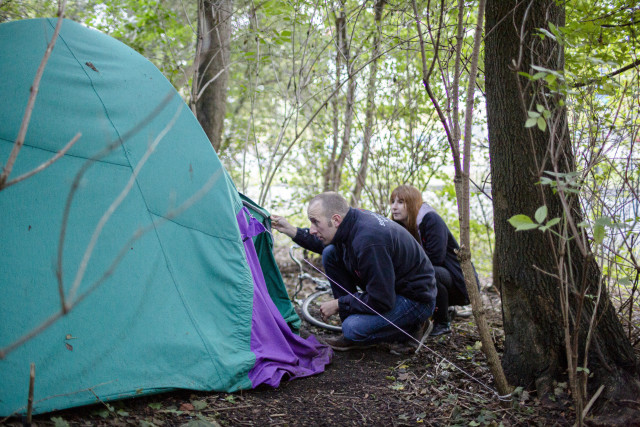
[{"x1": 309, "y1": 192, "x2": 349, "y2": 221}]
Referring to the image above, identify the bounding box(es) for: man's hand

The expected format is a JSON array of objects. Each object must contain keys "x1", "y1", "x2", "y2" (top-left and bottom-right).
[
  {"x1": 270, "y1": 215, "x2": 297, "y2": 238},
  {"x1": 319, "y1": 298, "x2": 339, "y2": 322}
]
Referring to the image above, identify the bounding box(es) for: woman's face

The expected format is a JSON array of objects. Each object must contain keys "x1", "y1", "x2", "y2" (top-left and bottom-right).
[{"x1": 390, "y1": 196, "x2": 409, "y2": 224}]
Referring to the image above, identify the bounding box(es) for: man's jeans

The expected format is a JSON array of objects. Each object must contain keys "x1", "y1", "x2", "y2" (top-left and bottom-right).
[{"x1": 322, "y1": 245, "x2": 435, "y2": 344}]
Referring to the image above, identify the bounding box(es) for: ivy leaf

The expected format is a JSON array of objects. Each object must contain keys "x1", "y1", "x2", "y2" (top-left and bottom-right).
[
  {"x1": 546, "y1": 217, "x2": 561, "y2": 227},
  {"x1": 508, "y1": 215, "x2": 539, "y2": 231},
  {"x1": 534, "y1": 205, "x2": 548, "y2": 223},
  {"x1": 537, "y1": 117, "x2": 547, "y2": 131}
]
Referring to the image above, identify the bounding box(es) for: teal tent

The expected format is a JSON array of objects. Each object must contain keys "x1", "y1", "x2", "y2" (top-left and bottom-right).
[{"x1": 0, "y1": 18, "x2": 331, "y2": 416}]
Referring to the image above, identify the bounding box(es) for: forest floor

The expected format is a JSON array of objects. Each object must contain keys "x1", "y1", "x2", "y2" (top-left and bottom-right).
[{"x1": 5, "y1": 248, "x2": 631, "y2": 427}]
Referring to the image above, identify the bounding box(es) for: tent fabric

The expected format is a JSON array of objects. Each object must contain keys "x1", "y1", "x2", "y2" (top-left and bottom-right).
[
  {"x1": 0, "y1": 18, "x2": 330, "y2": 417},
  {"x1": 237, "y1": 209, "x2": 332, "y2": 386},
  {"x1": 240, "y1": 193, "x2": 301, "y2": 332}
]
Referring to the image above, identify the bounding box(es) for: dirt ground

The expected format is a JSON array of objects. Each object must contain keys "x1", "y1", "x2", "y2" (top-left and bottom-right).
[{"x1": 1, "y1": 248, "x2": 601, "y2": 427}]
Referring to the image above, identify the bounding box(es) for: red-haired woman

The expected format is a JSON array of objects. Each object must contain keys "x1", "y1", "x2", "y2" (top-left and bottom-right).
[{"x1": 390, "y1": 185, "x2": 478, "y2": 336}]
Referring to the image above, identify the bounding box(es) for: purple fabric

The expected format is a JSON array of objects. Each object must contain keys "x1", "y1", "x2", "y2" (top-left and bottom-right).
[{"x1": 236, "y1": 208, "x2": 332, "y2": 387}]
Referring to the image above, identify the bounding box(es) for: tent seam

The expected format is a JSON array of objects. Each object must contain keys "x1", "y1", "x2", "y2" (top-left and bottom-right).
[{"x1": 46, "y1": 19, "x2": 226, "y2": 387}]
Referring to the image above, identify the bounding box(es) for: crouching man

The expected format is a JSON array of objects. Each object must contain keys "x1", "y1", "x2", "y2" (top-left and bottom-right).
[{"x1": 300, "y1": 192, "x2": 437, "y2": 351}]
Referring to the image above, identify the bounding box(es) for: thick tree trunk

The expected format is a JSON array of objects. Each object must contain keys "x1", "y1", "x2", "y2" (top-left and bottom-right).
[
  {"x1": 194, "y1": 0, "x2": 232, "y2": 152},
  {"x1": 485, "y1": 0, "x2": 639, "y2": 422}
]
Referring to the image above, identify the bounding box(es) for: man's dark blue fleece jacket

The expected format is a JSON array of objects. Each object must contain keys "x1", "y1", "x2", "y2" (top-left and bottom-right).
[{"x1": 293, "y1": 208, "x2": 437, "y2": 319}]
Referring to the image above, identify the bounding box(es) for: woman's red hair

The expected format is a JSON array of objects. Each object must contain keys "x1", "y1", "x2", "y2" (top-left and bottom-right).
[{"x1": 390, "y1": 185, "x2": 423, "y2": 242}]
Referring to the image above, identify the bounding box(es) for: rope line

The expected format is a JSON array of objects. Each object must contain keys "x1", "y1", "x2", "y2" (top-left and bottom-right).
[{"x1": 302, "y1": 258, "x2": 509, "y2": 401}]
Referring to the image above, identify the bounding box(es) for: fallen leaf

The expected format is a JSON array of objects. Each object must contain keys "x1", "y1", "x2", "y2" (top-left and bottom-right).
[
  {"x1": 65, "y1": 342, "x2": 73, "y2": 351},
  {"x1": 191, "y1": 400, "x2": 207, "y2": 410},
  {"x1": 180, "y1": 403, "x2": 194, "y2": 411}
]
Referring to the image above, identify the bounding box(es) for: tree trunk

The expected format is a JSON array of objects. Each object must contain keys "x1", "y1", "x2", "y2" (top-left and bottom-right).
[
  {"x1": 194, "y1": 0, "x2": 232, "y2": 152},
  {"x1": 351, "y1": 0, "x2": 385, "y2": 207},
  {"x1": 485, "y1": 0, "x2": 640, "y2": 422}
]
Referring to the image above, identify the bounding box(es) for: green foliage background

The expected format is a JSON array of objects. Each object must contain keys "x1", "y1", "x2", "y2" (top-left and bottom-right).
[{"x1": 2, "y1": 0, "x2": 638, "y2": 282}]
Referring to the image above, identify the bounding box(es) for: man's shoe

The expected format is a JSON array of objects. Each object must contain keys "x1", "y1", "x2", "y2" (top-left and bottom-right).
[
  {"x1": 430, "y1": 322, "x2": 452, "y2": 336},
  {"x1": 322, "y1": 335, "x2": 376, "y2": 352}
]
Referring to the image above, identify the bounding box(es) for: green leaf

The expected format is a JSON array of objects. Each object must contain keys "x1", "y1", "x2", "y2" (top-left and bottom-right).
[
  {"x1": 531, "y1": 64, "x2": 554, "y2": 73},
  {"x1": 149, "y1": 402, "x2": 162, "y2": 410},
  {"x1": 525, "y1": 118, "x2": 537, "y2": 128},
  {"x1": 538, "y1": 28, "x2": 556, "y2": 40},
  {"x1": 508, "y1": 215, "x2": 539, "y2": 231},
  {"x1": 619, "y1": 277, "x2": 631, "y2": 287},
  {"x1": 595, "y1": 216, "x2": 612, "y2": 227},
  {"x1": 51, "y1": 417, "x2": 70, "y2": 427},
  {"x1": 191, "y1": 400, "x2": 208, "y2": 410},
  {"x1": 528, "y1": 110, "x2": 540, "y2": 118},
  {"x1": 546, "y1": 217, "x2": 561, "y2": 227},
  {"x1": 593, "y1": 224, "x2": 605, "y2": 244},
  {"x1": 534, "y1": 205, "x2": 548, "y2": 223},
  {"x1": 537, "y1": 117, "x2": 547, "y2": 131},
  {"x1": 536, "y1": 104, "x2": 545, "y2": 113}
]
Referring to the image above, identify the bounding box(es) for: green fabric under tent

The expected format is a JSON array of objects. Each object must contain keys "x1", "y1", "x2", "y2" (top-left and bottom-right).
[{"x1": 0, "y1": 18, "x2": 330, "y2": 417}]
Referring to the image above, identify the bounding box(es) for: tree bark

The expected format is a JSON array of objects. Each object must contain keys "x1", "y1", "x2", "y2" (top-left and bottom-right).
[
  {"x1": 323, "y1": 8, "x2": 346, "y2": 192},
  {"x1": 485, "y1": 0, "x2": 640, "y2": 421},
  {"x1": 351, "y1": 0, "x2": 385, "y2": 207},
  {"x1": 194, "y1": 0, "x2": 233, "y2": 152}
]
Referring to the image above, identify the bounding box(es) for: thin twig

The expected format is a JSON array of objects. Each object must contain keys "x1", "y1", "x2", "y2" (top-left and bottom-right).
[
  {"x1": 1, "y1": 133, "x2": 82, "y2": 190},
  {"x1": 26, "y1": 363, "x2": 35, "y2": 424},
  {"x1": 67, "y1": 104, "x2": 184, "y2": 304},
  {"x1": 0, "y1": 2, "x2": 67, "y2": 188}
]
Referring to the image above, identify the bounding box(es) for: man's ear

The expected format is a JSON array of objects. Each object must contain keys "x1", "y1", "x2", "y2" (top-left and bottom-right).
[{"x1": 331, "y1": 214, "x2": 343, "y2": 227}]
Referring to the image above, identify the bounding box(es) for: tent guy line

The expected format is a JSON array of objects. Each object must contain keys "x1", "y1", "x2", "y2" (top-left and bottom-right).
[{"x1": 303, "y1": 258, "x2": 511, "y2": 401}]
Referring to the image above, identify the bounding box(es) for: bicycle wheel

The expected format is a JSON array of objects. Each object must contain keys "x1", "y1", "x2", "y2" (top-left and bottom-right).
[{"x1": 301, "y1": 289, "x2": 342, "y2": 332}]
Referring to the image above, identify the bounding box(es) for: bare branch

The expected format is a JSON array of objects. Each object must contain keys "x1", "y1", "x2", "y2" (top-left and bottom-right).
[
  {"x1": 0, "y1": 2, "x2": 67, "y2": 188},
  {"x1": 1, "y1": 133, "x2": 82, "y2": 190}
]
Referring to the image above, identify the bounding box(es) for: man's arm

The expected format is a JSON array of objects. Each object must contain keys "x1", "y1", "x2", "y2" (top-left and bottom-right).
[
  {"x1": 270, "y1": 215, "x2": 297, "y2": 238},
  {"x1": 270, "y1": 215, "x2": 324, "y2": 254}
]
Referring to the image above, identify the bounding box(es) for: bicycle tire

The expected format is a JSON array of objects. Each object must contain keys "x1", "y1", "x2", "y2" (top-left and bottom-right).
[{"x1": 301, "y1": 289, "x2": 342, "y2": 332}]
